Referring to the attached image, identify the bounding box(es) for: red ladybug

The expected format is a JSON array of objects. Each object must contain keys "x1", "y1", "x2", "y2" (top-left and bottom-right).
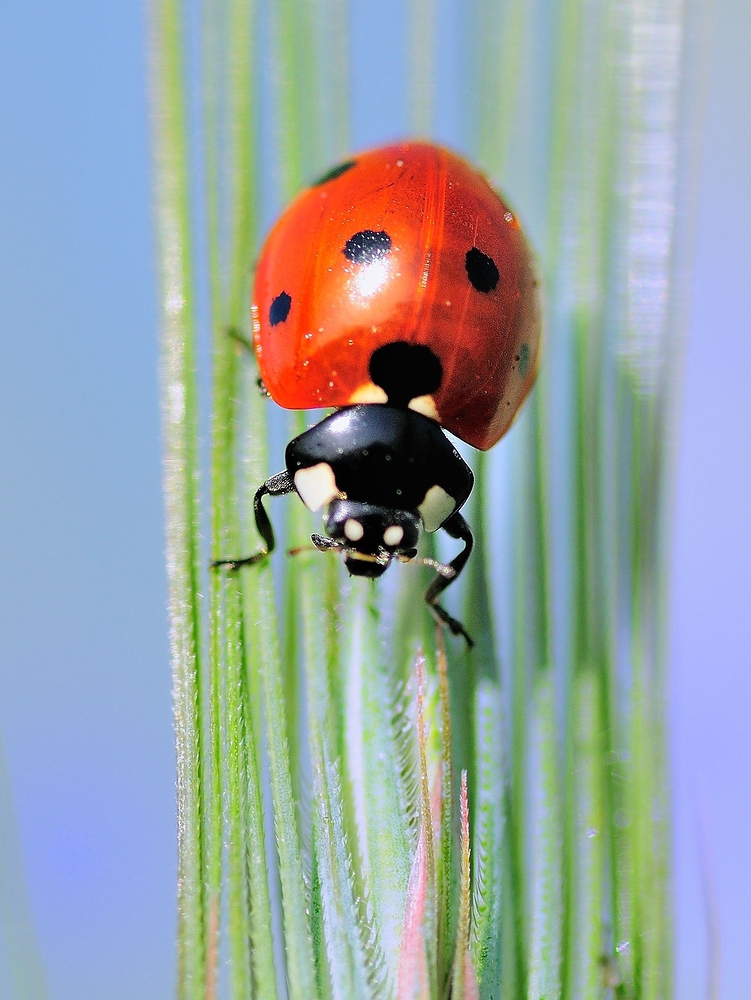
[{"x1": 215, "y1": 141, "x2": 541, "y2": 645}]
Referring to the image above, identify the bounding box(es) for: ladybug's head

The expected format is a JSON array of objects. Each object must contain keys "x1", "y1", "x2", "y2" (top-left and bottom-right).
[{"x1": 324, "y1": 499, "x2": 420, "y2": 579}]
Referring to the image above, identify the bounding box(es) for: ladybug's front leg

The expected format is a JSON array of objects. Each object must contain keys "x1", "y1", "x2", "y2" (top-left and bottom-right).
[
  {"x1": 212, "y1": 469, "x2": 294, "y2": 570},
  {"x1": 425, "y1": 511, "x2": 475, "y2": 648}
]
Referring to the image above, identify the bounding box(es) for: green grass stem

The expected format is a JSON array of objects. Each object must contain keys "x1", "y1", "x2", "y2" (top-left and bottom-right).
[
  {"x1": 150, "y1": 0, "x2": 206, "y2": 992},
  {"x1": 150, "y1": 0, "x2": 693, "y2": 994}
]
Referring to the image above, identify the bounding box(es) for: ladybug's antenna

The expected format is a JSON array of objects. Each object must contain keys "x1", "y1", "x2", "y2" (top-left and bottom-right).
[
  {"x1": 287, "y1": 544, "x2": 330, "y2": 557},
  {"x1": 290, "y1": 534, "x2": 391, "y2": 565},
  {"x1": 288, "y1": 534, "x2": 343, "y2": 557},
  {"x1": 287, "y1": 537, "x2": 455, "y2": 580}
]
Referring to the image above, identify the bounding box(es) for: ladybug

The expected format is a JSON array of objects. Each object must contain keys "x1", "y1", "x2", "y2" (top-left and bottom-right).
[{"x1": 215, "y1": 141, "x2": 541, "y2": 645}]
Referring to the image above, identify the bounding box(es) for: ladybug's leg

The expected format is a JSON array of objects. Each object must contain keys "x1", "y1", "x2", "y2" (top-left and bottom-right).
[
  {"x1": 212, "y1": 469, "x2": 294, "y2": 569},
  {"x1": 226, "y1": 326, "x2": 254, "y2": 353},
  {"x1": 425, "y1": 511, "x2": 475, "y2": 648},
  {"x1": 226, "y1": 327, "x2": 269, "y2": 396}
]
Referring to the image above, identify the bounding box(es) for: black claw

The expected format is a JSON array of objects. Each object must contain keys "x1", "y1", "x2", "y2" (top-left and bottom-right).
[{"x1": 430, "y1": 601, "x2": 475, "y2": 648}]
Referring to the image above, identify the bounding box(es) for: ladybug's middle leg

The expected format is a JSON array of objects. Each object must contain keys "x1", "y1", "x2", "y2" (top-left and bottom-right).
[
  {"x1": 212, "y1": 469, "x2": 294, "y2": 569},
  {"x1": 425, "y1": 511, "x2": 474, "y2": 648},
  {"x1": 226, "y1": 327, "x2": 270, "y2": 396},
  {"x1": 226, "y1": 326, "x2": 254, "y2": 353}
]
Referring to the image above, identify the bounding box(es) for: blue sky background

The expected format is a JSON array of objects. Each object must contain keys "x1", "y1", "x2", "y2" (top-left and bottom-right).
[{"x1": 0, "y1": 1, "x2": 748, "y2": 998}]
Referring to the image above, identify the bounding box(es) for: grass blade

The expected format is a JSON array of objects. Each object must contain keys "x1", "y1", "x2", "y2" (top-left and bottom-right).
[
  {"x1": 341, "y1": 584, "x2": 414, "y2": 991},
  {"x1": 564, "y1": 672, "x2": 604, "y2": 1000},
  {"x1": 301, "y1": 558, "x2": 375, "y2": 1000},
  {"x1": 257, "y1": 558, "x2": 318, "y2": 999},
  {"x1": 452, "y1": 771, "x2": 479, "y2": 1000},
  {"x1": 149, "y1": 0, "x2": 206, "y2": 991},
  {"x1": 526, "y1": 677, "x2": 562, "y2": 1000}
]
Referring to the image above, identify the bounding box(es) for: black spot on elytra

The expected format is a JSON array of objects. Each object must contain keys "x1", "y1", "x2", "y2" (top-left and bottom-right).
[
  {"x1": 369, "y1": 341, "x2": 443, "y2": 408},
  {"x1": 465, "y1": 247, "x2": 499, "y2": 293},
  {"x1": 269, "y1": 291, "x2": 292, "y2": 326},
  {"x1": 311, "y1": 159, "x2": 357, "y2": 187},
  {"x1": 343, "y1": 230, "x2": 392, "y2": 265}
]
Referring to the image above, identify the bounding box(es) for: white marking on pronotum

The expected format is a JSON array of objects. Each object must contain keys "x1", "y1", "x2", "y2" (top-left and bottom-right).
[
  {"x1": 348, "y1": 381, "x2": 389, "y2": 405},
  {"x1": 294, "y1": 463, "x2": 338, "y2": 511},
  {"x1": 383, "y1": 525, "x2": 404, "y2": 547},
  {"x1": 408, "y1": 394, "x2": 439, "y2": 420},
  {"x1": 344, "y1": 518, "x2": 365, "y2": 542},
  {"x1": 418, "y1": 484, "x2": 455, "y2": 532}
]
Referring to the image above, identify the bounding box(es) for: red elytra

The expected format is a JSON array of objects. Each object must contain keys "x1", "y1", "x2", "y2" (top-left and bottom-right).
[{"x1": 252, "y1": 141, "x2": 541, "y2": 451}]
